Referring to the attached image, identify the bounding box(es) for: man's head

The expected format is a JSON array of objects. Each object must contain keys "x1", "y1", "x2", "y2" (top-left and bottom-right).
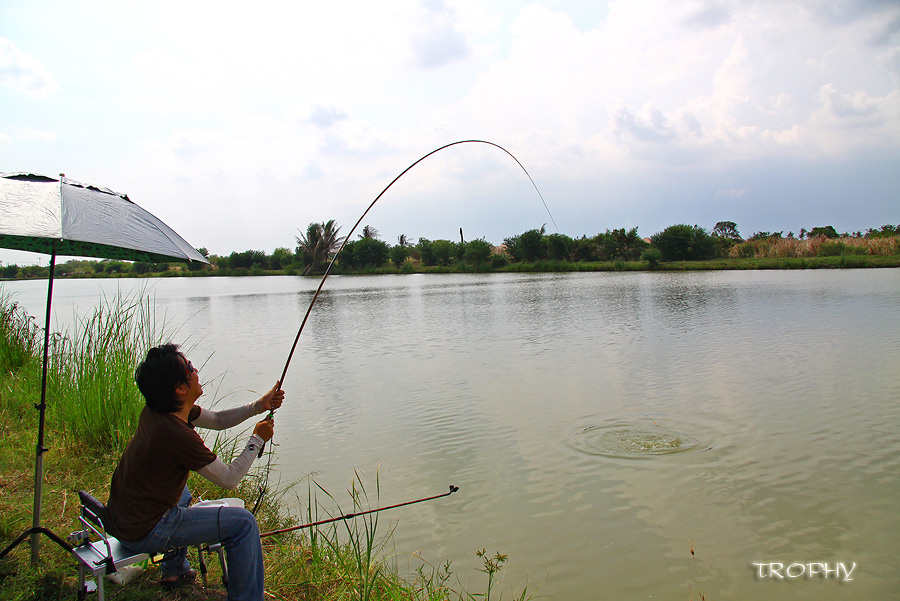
[{"x1": 135, "y1": 343, "x2": 201, "y2": 413}]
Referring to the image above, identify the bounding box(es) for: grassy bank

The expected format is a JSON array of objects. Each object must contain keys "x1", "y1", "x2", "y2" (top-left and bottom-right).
[{"x1": 0, "y1": 293, "x2": 528, "y2": 601}]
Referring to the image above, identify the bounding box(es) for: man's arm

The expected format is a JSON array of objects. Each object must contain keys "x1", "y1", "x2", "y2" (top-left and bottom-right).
[
  {"x1": 192, "y1": 381, "x2": 284, "y2": 430},
  {"x1": 195, "y1": 417, "x2": 275, "y2": 489},
  {"x1": 192, "y1": 402, "x2": 258, "y2": 430},
  {"x1": 196, "y1": 434, "x2": 264, "y2": 489}
]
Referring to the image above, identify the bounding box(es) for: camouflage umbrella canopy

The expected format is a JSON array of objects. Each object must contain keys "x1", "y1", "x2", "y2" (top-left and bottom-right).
[{"x1": 0, "y1": 172, "x2": 209, "y2": 564}]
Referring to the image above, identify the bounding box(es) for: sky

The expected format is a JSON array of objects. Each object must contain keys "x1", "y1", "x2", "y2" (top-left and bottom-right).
[{"x1": 1, "y1": 0, "x2": 898, "y2": 265}]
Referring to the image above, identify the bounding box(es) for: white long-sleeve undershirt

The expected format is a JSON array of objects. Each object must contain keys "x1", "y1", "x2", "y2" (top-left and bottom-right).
[
  {"x1": 192, "y1": 400, "x2": 263, "y2": 430},
  {"x1": 197, "y1": 434, "x2": 265, "y2": 489},
  {"x1": 192, "y1": 400, "x2": 268, "y2": 488}
]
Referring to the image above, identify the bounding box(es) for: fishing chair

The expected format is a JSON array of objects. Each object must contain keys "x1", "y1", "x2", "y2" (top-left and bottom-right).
[{"x1": 69, "y1": 491, "x2": 228, "y2": 600}]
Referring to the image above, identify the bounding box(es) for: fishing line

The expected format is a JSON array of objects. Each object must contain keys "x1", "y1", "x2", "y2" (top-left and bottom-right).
[{"x1": 252, "y1": 139, "x2": 556, "y2": 511}]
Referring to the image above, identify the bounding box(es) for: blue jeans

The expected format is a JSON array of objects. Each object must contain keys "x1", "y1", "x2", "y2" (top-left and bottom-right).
[{"x1": 120, "y1": 486, "x2": 264, "y2": 601}]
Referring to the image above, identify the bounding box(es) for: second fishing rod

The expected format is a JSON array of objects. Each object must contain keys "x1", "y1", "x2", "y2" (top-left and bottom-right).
[{"x1": 259, "y1": 485, "x2": 460, "y2": 539}]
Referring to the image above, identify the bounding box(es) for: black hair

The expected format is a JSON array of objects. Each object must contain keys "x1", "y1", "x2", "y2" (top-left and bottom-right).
[{"x1": 134, "y1": 343, "x2": 190, "y2": 414}]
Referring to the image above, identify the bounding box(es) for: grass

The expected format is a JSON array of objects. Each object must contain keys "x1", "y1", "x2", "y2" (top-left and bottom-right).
[
  {"x1": 646, "y1": 254, "x2": 900, "y2": 270},
  {"x1": 0, "y1": 291, "x2": 531, "y2": 601},
  {"x1": 312, "y1": 473, "x2": 386, "y2": 601},
  {"x1": 49, "y1": 289, "x2": 164, "y2": 450},
  {"x1": 730, "y1": 234, "x2": 900, "y2": 259},
  {"x1": 0, "y1": 287, "x2": 164, "y2": 451},
  {"x1": 0, "y1": 292, "x2": 41, "y2": 373}
]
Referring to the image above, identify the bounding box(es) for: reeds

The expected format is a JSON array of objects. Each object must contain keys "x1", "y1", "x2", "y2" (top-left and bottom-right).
[
  {"x1": 0, "y1": 294, "x2": 44, "y2": 430},
  {"x1": 0, "y1": 293, "x2": 41, "y2": 374},
  {"x1": 46, "y1": 289, "x2": 167, "y2": 450},
  {"x1": 305, "y1": 471, "x2": 394, "y2": 600},
  {"x1": 730, "y1": 235, "x2": 900, "y2": 259},
  {"x1": 0, "y1": 287, "x2": 167, "y2": 450}
]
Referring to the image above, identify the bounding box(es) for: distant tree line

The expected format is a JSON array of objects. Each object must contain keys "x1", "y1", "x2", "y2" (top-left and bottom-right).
[{"x1": 1, "y1": 222, "x2": 898, "y2": 280}]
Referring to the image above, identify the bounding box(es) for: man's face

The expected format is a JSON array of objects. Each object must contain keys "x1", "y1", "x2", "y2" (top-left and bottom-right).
[{"x1": 179, "y1": 354, "x2": 203, "y2": 400}]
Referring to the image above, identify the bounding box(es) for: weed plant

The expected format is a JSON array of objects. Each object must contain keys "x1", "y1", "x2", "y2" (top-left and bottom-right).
[{"x1": 688, "y1": 541, "x2": 707, "y2": 601}]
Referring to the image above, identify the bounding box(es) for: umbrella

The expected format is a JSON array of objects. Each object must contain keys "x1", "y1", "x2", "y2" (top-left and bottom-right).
[{"x1": 0, "y1": 172, "x2": 209, "y2": 564}]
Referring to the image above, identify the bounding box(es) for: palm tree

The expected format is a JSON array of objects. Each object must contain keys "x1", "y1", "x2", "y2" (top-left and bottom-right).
[
  {"x1": 360, "y1": 225, "x2": 380, "y2": 239},
  {"x1": 296, "y1": 220, "x2": 344, "y2": 275}
]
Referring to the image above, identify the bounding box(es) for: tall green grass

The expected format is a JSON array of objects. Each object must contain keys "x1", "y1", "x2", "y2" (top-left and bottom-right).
[
  {"x1": 47, "y1": 289, "x2": 165, "y2": 449},
  {"x1": 0, "y1": 294, "x2": 44, "y2": 436},
  {"x1": 0, "y1": 288, "x2": 166, "y2": 450},
  {"x1": 303, "y1": 471, "x2": 394, "y2": 600},
  {"x1": 0, "y1": 293, "x2": 41, "y2": 374}
]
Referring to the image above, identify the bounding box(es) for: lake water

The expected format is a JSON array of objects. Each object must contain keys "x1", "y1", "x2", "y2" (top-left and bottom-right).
[{"x1": 3, "y1": 270, "x2": 899, "y2": 600}]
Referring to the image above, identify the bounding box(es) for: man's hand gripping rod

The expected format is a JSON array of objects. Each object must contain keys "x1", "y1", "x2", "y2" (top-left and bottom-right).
[{"x1": 258, "y1": 406, "x2": 277, "y2": 458}]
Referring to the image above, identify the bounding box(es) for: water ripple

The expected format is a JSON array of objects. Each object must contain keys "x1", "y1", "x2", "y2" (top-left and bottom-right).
[{"x1": 567, "y1": 417, "x2": 710, "y2": 460}]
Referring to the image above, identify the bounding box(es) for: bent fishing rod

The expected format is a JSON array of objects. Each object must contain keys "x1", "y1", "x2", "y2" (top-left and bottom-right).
[
  {"x1": 275, "y1": 139, "x2": 553, "y2": 397},
  {"x1": 251, "y1": 140, "x2": 550, "y2": 512},
  {"x1": 259, "y1": 485, "x2": 460, "y2": 538},
  {"x1": 256, "y1": 139, "x2": 553, "y2": 460}
]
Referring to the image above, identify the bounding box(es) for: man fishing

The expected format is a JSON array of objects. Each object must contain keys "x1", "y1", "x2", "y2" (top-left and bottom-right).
[{"x1": 105, "y1": 343, "x2": 284, "y2": 601}]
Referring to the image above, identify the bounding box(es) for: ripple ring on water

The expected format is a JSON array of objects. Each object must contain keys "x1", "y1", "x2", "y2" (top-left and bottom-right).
[{"x1": 568, "y1": 418, "x2": 705, "y2": 459}]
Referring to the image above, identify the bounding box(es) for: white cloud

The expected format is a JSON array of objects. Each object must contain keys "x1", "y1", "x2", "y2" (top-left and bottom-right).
[
  {"x1": 2, "y1": 126, "x2": 57, "y2": 142},
  {"x1": 0, "y1": 37, "x2": 59, "y2": 98},
  {"x1": 308, "y1": 105, "x2": 350, "y2": 129},
  {"x1": 0, "y1": 0, "x2": 897, "y2": 259},
  {"x1": 816, "y1": 83, "x2": 884, "y2": 125},
  {"x1": 411, "y1": 0, "x2": 471, "y2": 68},
  {"x1": 609, "y1": 102, "x2": 677, "y2": 143},
  {"x1": 716, "y1": 188, "x2": 748, "y2": 198}
]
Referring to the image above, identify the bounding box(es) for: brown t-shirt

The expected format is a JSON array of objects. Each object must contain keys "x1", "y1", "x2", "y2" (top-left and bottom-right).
[{"x1": 106, "y1": 405, "x2": 216, "y2": 541}]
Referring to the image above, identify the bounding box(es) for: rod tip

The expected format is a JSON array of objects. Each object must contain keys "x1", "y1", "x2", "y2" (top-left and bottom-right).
[{"x1": 449, "y1": 485, "x2": 459, "y2": 493}]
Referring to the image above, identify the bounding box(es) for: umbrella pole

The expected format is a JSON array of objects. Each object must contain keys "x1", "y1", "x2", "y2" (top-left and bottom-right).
[
  {"x1": 30, "y1": 248, "x2": 56, "y2": 565},
  {"x1": 1, "y1": 247, "x2": 81, "y2": 564}
]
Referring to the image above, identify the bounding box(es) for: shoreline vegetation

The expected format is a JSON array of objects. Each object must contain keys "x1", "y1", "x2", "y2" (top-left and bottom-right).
[
  {"x1": 0, "y1": 291, "x2": 531, "y2": 601},
  {"x1": 2, "y1": 222, "x2": 899, "y2": 280}
]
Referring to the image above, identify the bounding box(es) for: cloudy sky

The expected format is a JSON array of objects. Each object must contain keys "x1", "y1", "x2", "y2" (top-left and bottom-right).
[{"x1": 1, "y1": 0, "x2": 898, "y2": 264}]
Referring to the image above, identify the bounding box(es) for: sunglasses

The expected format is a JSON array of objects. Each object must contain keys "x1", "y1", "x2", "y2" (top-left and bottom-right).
[{"x1": 185, "y1": 360, "x2": 195, "y2": 375}]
